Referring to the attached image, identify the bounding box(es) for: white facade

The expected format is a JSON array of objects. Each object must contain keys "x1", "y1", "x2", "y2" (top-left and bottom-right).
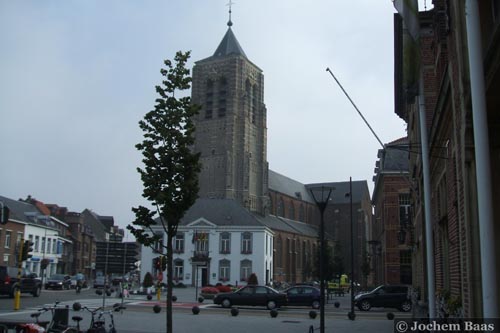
[
  {"x1": 23, "y1": 217, "x2": 71, "y2": 281},
  {"x1": 141, "y1": 218, "x2": 274, "y2": 286}
]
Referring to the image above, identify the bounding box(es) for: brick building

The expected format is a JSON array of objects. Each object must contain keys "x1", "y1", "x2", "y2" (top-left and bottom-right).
[
  {"x1": 393, "y1": 1, "x2": 500, "y2": 317},
  {"x1": 371, "y1": 138, "x2": 411, "y2": 287}
]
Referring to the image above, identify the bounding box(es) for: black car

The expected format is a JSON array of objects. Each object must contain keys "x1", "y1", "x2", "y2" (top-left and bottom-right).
[
  {"x1": 45, "y1": 274, "x2": 71, "y2": 290},
  {"x1": 354, "y1": 285, "x2": 411, "y2": 312},
  {"x1": 213, "y1": 285, "x2": 287, "y2": 310},
  {"x1": 0, "y1": 266, "x2": 42, "y2": 297},
  {"x1": 284, "y1": 285, "x2": 321, "y2": 309}
]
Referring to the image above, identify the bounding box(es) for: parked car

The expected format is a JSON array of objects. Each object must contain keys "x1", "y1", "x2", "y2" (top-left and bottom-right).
[
  {"x1": 213, "y1": 285, "x2": 287, "y2": 310},
  {"x1": 0, "y1": 266, "x2": 42, "y2": 297},
  {"x1": 93, "y1": 275, "x2": 108, "y2": 289},
  {"x1": 45, "y1": 274, "x2": 71, "y2": 290},
  {"x1": 111, "y1": 274, "x2": 124, "y2": 286},
  {"x1": 283, "y1": 285, "x2": 321, "y2": 309},
  {"x1": 354, "y1": 285, "x2": 411, "y2": 312},
  {"x1": 70, "y1": 273, "x2": 88, "y2": 289}
]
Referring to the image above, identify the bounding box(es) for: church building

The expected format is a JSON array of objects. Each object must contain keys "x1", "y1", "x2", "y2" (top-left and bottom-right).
[{"x1": 140, "y1": 12, "x2": 371, "y2": 287}]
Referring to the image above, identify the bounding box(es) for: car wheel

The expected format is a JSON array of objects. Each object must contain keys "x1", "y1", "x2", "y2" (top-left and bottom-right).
[
  {"x1": 400, "y1": 300, "x2": 412, "y2": 312},
  {"x1": 267, "y1": 300, "x2": 277, "y2": 310},
  {"x1": 221, "y1": 299, "x2": 232, "y2": 308},
  {"x1": 312, "y1": 300, "x2": 320, "y2": 309},
  {"x1": 32, "y1": 286, "x2": 41, "y2": 297},
  {"x1": 359, "y1": 300, "x2": 371, "y2": 311}
]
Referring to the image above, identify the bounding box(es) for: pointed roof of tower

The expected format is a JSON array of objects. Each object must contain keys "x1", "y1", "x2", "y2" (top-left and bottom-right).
[{"x1": 212, "y1": 27, "x2": 247, "y2": 58}]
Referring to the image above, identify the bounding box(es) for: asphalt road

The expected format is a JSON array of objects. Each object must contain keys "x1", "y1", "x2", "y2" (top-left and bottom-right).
[{"x1": 0, "y1": 287, "x2": 408, "y2": 332}]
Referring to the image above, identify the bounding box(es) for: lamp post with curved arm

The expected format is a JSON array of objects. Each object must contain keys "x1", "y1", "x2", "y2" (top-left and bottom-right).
[{"x1": 308, "y1": 184, "x2": 335, "y2": 333}]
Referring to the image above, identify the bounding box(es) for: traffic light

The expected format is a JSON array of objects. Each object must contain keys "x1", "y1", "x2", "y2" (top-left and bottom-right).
[
  {"x1": 21, "y1": 240, "x2": 34, "y2": 261},
  {"x1": 160, "y1": 256, "x2": 167, "y2": 271},
  {"x1": 154, "y1": 257, "x2": 161, "y2": 270},
  {"x1": 0, "y1": 204, "x2": 9, "y2": 225}
]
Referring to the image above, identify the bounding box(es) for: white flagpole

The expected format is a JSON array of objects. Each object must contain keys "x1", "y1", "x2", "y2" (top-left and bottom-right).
[
  {"x1": 465, "y1": 0, "x2": 499, "y2": 317},
  {"x1": 418, "y1": 72, "x2": 436, "y2": 319}
]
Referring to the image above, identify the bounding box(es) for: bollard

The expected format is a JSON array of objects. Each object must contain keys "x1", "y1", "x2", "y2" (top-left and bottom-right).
[
  {"x1": 309, "y1": 310, "x2": 317, "y2": 319},
  {"x1": 14, "y1": 289, "x2": 21, "y2": 310},
  {"x1": 231, "y1": 308, "x2": 239, "y2": 317},
  {"x1": 192, "y1": 306, "x2": 200, "y2": 315},
  {"x1": 153, "y1": 305, "x2": 161, "y2": 313}
]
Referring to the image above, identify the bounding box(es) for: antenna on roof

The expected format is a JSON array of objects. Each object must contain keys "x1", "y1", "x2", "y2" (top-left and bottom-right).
[{"x1": 226, "y1": 0, "x2": 235, "y2": 27}]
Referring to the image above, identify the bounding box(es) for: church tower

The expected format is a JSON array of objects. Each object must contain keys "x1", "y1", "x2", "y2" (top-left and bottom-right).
[{"x1": 191, "y1": 11, "x2": 269, "y2": 215}]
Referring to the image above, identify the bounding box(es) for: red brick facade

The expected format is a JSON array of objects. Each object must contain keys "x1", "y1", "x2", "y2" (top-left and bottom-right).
[{"x1": 394, "y1": 1, "x2": 500, "y2": 317}]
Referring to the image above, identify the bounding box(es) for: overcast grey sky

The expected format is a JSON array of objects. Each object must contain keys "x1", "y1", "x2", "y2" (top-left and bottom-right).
[{"x1": 0, "y1": 1, "x2": 431, "y2": 235}]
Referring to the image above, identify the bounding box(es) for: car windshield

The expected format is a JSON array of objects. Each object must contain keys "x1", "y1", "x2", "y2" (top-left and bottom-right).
[{"x1": 50, "y1": 274, "x2": 66, "y2": 280}]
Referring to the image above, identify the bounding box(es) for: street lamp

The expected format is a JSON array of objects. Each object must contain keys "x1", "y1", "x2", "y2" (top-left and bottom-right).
[
  {"x1": 308, "y1": 184, "x2": 334, "y2": 333},
  {"x1": 345, "y1": 177, "x2": 356, "y2": 320}
]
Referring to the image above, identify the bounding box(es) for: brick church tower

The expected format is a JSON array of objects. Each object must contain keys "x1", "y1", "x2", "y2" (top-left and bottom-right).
[{"x1": 191, "y1": 14, "x2": 269, "y2": 215}]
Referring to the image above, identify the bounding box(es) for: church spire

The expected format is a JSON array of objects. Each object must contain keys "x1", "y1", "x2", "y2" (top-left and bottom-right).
[
  {"x1": 211, "y1": 0, "x2": 246, "y2": 58},
  {"x1": 226, "y1": 0, "x2": 234, "y2": 27}
]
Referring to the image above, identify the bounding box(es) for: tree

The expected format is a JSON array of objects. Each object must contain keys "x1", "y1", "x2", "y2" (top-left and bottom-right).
[
  {"x1": 331, "y1": 242, "x2": 345, "y2": 278},
  {"x1": 314, "y1": 241, "x2": 336, "y2": 282},
  {"x1": 247, "y1": 273, "x2": 258, "y2": 285},
  {"x1": 127, "y1": 51, "x2": 201, "y2": 333},
  {"x1": 360, "y1": 251, "x2": 371, "y2": 287}
]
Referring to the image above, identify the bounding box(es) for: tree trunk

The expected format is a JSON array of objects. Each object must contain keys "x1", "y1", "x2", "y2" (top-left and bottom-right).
[{"x1": 166, "y1": 229, "x2": 174, "y2": 333}]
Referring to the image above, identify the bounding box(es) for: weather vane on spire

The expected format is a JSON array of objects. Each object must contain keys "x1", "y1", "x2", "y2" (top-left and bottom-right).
[{"x1": 226, "y1": 0, "x2": 235, "y2": 27}]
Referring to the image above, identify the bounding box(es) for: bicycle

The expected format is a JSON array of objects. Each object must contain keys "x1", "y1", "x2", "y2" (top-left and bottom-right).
[
  {"x1": 25, "y1": 301, "x2": 70, "y2": 333},
  {"x1": 65, "y1": 303, "x2": 125, "y2": 333}
]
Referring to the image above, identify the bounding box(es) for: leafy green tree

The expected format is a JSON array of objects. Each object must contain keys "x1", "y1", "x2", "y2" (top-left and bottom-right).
[
  {"x1": 360, "y1": 251, "x2": 371, "y2": 287},
  {"x1": 331, "y1": 241, "x2": 345, "y2": 278},
  {"x1": 314, "y1": 241, "x2": 336, "y2": 282},
  {"x1": 247, "y1": 273, "x2": 258, "y2": 285},
  {"x1": 127, "y1": 51, "x2": 201, "y2": 333}
]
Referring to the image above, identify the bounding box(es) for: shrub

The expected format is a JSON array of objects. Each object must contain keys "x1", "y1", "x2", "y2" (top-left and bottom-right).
[
  {"x1": 143, "y1": 272, "x2": 154, "y2": 288},
  {"x1": 201, "y1": 286, "x2": 219, "y2": 294},
  {"x1": 216, "y1": 285, "x2": 232, "y2": 293},
  {"x1": 247, "y1": 273, "x2": 258, "y2": 285}
]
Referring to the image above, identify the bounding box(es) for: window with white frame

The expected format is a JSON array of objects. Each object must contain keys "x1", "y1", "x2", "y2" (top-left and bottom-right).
[
  {"x1": 240, "y1": 259, "x2": 252, "y2": 281},
  {"x1": 34, "y1": 236, "x2": 40, "y2": 252},
  {"x1": 16, "y1": 232, "x2": 22, "y2": 247},
  {"x1": 154, "y1": 233, "x2": 163, "y2": 253},
  {"x1": 194, "y1": 231, "x2": 209, "y2": 252},
  {"x1": 219, "y1": 259, "x2": 230, "y2": 281},
  {"x1": 47, "y1": 239, "x2": 51, "y2": 254},
  {"x1": 4, "y1": 231, "x2": 11, "y2": 248},
  {"x1": 174, "y1": 233, "x2": 184, "y2": 253},
  {"x1": 173, "y1": 259, "x2": 184, "y2": 281},
  {"x1": 241, "y1": 232, "x2": 252, "y2": 254},
  {"x1": 220, "y1": 232, "x2": 231, "y2": 254}
]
